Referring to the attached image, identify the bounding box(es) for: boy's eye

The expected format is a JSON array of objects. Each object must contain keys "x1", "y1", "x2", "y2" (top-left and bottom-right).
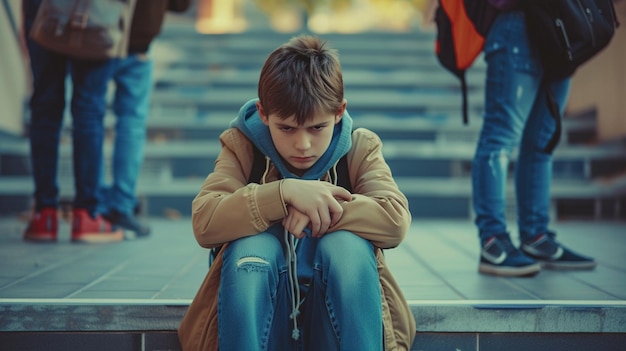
[
  {"x1": 280, "y1": 126, "x2": 293, "y2": 132},
  {"x1": 311, "y1": 125, "x2": 324, "y2": 131}
]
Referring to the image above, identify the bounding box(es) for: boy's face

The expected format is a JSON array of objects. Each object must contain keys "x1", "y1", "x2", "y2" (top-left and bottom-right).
[{"x1": 257, "y1": 100, "x2": 346, "y2": 176}]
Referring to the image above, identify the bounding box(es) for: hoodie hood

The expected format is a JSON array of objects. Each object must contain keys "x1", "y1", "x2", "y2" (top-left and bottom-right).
[{"x1": 230, "y1": 98, "x2": 353, "y2": 180}]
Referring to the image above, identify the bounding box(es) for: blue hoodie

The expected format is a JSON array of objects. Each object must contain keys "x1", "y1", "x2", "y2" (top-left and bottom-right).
[{"x1": 229, "y1": 98, "x2": 353, "y2": 180}]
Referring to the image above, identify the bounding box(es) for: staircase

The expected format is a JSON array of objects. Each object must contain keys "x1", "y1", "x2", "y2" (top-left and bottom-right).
[{"x1": 1, "y1": 19, "x2": 624, "y2": 221}]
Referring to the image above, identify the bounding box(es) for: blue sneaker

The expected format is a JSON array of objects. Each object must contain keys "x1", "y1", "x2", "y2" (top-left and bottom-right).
[
  {"x1": 522, "y1": 232, "x2": 596, "y2": 270},
  {"x1": 479, "y1": 235, "x2": 541, "y2": 277}
]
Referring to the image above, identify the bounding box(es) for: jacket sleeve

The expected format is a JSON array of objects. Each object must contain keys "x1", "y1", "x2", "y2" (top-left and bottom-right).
[
  {"x1": 191, "y1": 129, "x2": 288, "y2": 248},
  {"x1": 329, "y1": 128, "x2": 412, "y2": 249}
]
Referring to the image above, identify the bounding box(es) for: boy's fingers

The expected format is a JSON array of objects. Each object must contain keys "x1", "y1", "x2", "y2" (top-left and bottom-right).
[
  {"x1": 332, "y1": 187, "x2": 352, "y2": 202},
  {"x1": 328, "y1": 200, "x2": 344, "y2": 228}
]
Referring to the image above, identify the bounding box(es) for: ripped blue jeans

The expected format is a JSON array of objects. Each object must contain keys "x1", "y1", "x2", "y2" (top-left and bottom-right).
[
  {"x1": 218, "y1": 229, "x2": 382, "y2": 350},
  {"x1": 472, "y1": 11, "x2": 570, "y2": 244}
]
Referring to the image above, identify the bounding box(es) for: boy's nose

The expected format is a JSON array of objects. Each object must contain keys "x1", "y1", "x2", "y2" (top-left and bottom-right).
[{"x1": 294, "y1": 134, "x2": 311, "y2": 150}]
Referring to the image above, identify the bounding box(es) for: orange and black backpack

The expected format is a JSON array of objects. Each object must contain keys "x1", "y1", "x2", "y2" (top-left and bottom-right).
[{"x1": 434, "y1": 0, "x2": 500, "y2": 124}]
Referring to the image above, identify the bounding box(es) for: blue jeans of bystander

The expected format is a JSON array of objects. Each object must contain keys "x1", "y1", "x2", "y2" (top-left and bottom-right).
[
  {"x1": 101, "y1": 53, "x2": 153, "y2": 215},
  {"x1": 472, "y1": 11, "x2": 570, "y2": 244},
  {"x1": 23, "y1": 0, "x2": 115, "y2": 217}
]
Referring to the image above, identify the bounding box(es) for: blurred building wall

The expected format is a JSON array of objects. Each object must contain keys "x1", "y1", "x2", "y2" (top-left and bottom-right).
[
  {"x1": 0, "y1": 0, "x2": 29, "y2": 136},
  {"x1": 567, "y1": 0, "x2": 626, "y2": 142}
]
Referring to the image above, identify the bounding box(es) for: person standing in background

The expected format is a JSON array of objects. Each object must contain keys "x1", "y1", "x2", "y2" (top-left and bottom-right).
[
  {"x1": 22, "y1": 0, "x2": 123, "y2": 243},
  {"x1": 472, "y1": 1, "x2": 596, "y2": 277},
  {"x1": 100, "y1": 0, "x2": 190, "y2": 238}
]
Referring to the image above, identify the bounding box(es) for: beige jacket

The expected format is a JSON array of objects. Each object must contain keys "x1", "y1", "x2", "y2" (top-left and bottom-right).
[{"x1": 180, "y1": 127, "x2": 415, "y2": 350}]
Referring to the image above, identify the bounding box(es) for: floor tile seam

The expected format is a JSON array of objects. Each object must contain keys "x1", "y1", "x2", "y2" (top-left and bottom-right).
[
  {"x1": 151, "y1": 251, "x2": 207, "y2": 299},
  {"x1": 406, "y1": 223, "x2": 545, "y2": 300},
  {"x1": 64, "y1": 262, "x2": 130, "y2": 299},
  {"x1": 401, "y1": 239, "x2": 468, "y2": 300},
  {"x1": 565, "y1": 272, "x2": 625, "y2": 300},
  {"x1": 0, "y1": 246, "x2": 100, "y2": 291}
]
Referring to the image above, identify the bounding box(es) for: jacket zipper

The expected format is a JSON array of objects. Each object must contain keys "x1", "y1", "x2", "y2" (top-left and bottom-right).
[{"x1": 555, "y1": 19, "x2": 573, "y2": 61}]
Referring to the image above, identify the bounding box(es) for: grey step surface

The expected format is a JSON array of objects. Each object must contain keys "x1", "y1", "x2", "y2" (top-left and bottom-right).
[
  {"x1": 0, "y1": 218, "x2": 625, "y2": 350},
  {"x1": 2, "y1": 219, "x2": 623, "y2": 301}
]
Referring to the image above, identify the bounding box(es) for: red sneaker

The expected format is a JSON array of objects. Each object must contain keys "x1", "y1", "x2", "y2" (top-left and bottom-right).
[
  {"x1": 71, "y1": 208, "x2": 124, "y2": 243},
  {"x1": 23, "y1": 208, "x2": 58, "y2": 242}
]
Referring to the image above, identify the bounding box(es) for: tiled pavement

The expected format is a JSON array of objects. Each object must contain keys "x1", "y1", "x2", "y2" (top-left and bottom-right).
[
  {"x1": 1, "y1": 216, "x2": 625, "y2": 350},
  {"x1": 1, "y1": 215, "x2": 625, "y2": 305},
  {"x1": 1, "y1": 216, "x2": 624, "y2": 302}
]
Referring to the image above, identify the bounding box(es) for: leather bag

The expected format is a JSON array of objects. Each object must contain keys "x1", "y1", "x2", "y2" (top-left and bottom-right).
[{"x1": 29, "y1": 0, "x2": 137, "y2": 60}]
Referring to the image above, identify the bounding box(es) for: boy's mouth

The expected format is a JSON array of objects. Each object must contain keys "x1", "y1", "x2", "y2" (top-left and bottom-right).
[{"x1": 291, "y1": 156, "x2": 315, "y2": 164}]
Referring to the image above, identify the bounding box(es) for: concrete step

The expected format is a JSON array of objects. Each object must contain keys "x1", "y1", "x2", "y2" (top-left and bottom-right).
[
  {"x1": 1, "y1": 300, "x2": 624, "y2": 351},
  {"x1": 2, "y1": 134, "x2": 622, "y2": 180},
  {"x1": 146, "y1": 86, "x2": 487, "y2": 118},
  {"x1": 153, "y1": 68, "x2": 487, "y2": 93},
  {"x1": 51, "y1": 108, "x2": 599, "y2": 146},
  {"x1": 1, "y1": 175, "x2": 624, "y2": 220}
]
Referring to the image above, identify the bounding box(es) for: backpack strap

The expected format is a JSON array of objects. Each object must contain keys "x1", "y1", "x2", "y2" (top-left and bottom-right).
[
  {"x1": 248, "y1": 144, "x2": 267, "y2": 184},
  {"x1": 333, "y1": 154, "x2": 352, "y2": 192},
  {"x1": 542, "y1": 85, "x2": 562, "y2": 154}
]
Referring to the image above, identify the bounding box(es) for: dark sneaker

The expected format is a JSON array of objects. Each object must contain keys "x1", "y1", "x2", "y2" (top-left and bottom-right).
[
  {"x1": 23, "y1": 207, "x2": 58, "y2": 242},
  {"x1": 104, "y1": 209, "x2": 151, "y2": 239},
  {"x1": 71, "y1": 209, "x2": 124, "y2": 243},
  {"x1": 479, "y1": 235, "x2": 541, "y2": 277},
  {"x1": 522, "y1": 232, "x2": 596, "y2": 270}
]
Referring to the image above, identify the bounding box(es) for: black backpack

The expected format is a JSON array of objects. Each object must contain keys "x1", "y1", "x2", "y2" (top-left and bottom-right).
[
  {"x1": 523, "y1": 0, "x2": 619, "y2": 153},
  {"x1": 524, "y1": 0, "x2": 620, "y2": 80}
]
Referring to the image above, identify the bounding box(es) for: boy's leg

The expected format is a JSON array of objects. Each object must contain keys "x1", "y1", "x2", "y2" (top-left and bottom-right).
[
  {"x1": 472, "y1": 11, "x2": 542, "y2": 276},
  {"x1": 69, "y1": 58, "x2": 115, "y2": 216},
  {"x1": 104, "y1": 53, "x2": 153, "y2": 237},
  {"x1": 218, "y1": 232, "x2": 293, "y2": 350},
  {"x1": 472, "y1": 11, "x2": 541, "y2": 243},
  {"x1": 22, "y1": 0, "x2": 65, "y2": 241},
  {"x1": 111, "y1": 54, "x2": 152, "y2": 213},
  {"x1": 305, "y1": 231, "x2": 382, "y2": 351},
  {"x1": 515, "y1": 78, "x2": 569, "y2": 239},
  {"x1": 23, "y1": 0, "x2": 67, "y2": 212},
  {"x1": 68, "y1": 58, "x2": 123, "y2": 243},
  {"x1": 516, "y1": 79, "x2": 596, "y2": 270}
]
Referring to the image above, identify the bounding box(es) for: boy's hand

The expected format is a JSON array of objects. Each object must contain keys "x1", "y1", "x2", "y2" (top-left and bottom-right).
[
  {"x1": 282, "y1": 206, "x2": 309, "y2": 239},
  {"x1": 281, "y1": 179, "x2": 352, "y2": 237}
]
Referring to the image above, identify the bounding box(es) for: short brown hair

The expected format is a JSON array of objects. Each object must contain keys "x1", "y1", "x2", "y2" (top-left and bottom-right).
[{"x1": 257, "y1": 35, "x2": 344, "y2": 125}]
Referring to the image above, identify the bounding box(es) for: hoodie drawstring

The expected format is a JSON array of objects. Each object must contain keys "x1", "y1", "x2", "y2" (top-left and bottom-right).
[
  {"x1": 262, "y1": 158, "x2": 341, "y2": 341},
  {"x1": 285, "y1": 228, "x2": 301, "y2": 340},
  {"x1": 329, "y1": 164, "x2": 338, "y2": 186},
  {"x1": 262, "y1": 156, "x2": 302, "y2": 340}
]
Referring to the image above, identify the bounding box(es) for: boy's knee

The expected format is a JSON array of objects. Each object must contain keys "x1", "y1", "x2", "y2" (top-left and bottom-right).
[
  {"x1": 318, "y1": 231, "x2": 374, "y2": 263},
  {"x1": 224, "y1": 233, "x2": 284, "y2": 270},
  {"x1": 234, "y1": 255, "x2": 271, "y2": 272}
]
